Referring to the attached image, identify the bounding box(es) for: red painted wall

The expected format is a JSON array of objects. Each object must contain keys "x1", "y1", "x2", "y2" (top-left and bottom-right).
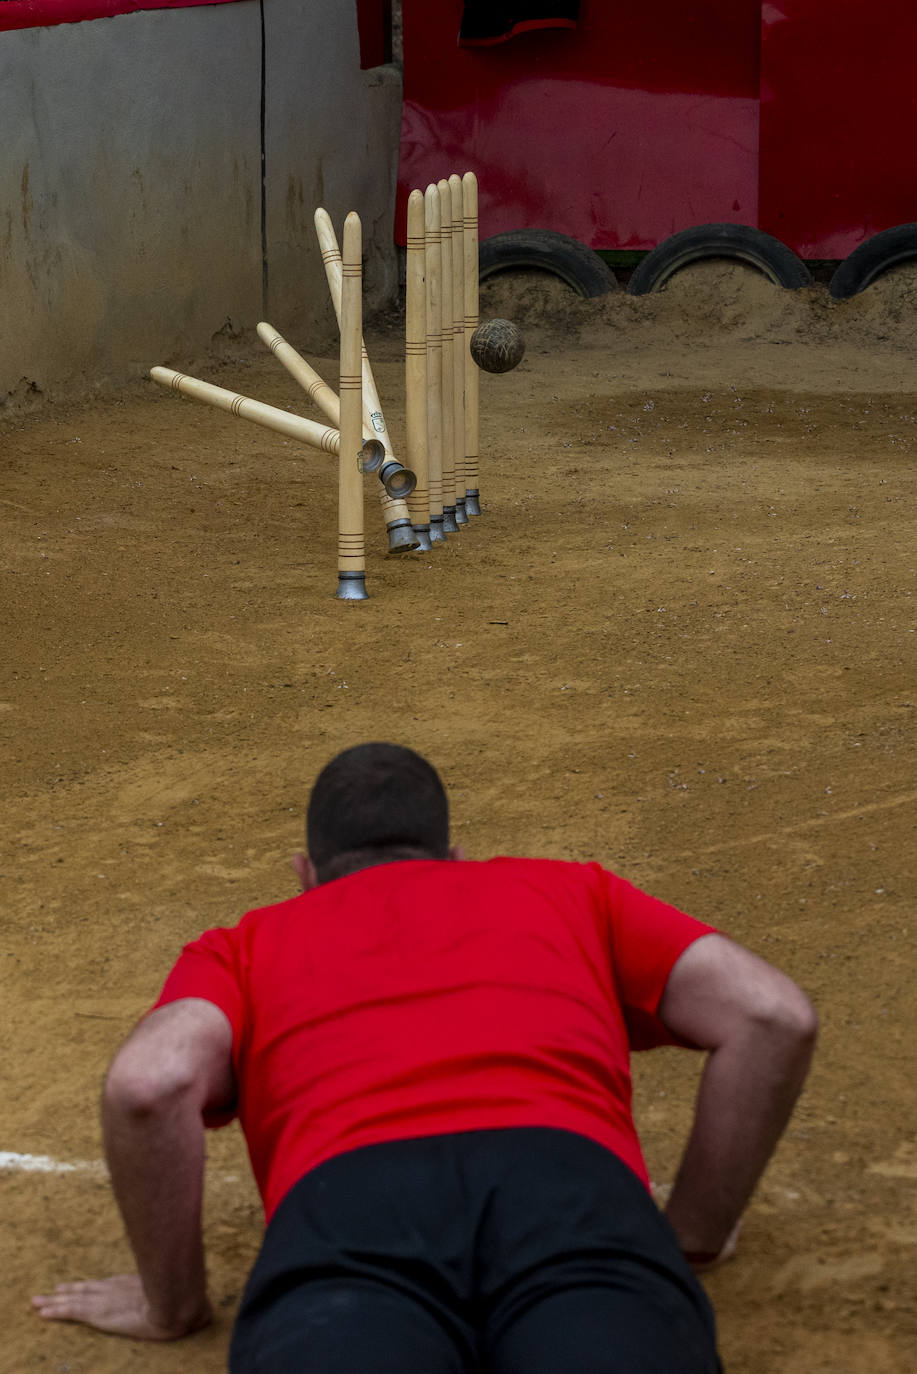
[
  {"x1": 398, "y1": 0, "x2": 917, "y2": 259},
  {"x1": 356, "y1": 0, "x2": 392, "y2": 68},
  {"x1": 398, "y1": 0, "x2": 760, "y2": 249},
  {"x1": 0, "y1": 0, "x2": 239, "y2": 31},
  {"x1": 759, "y1": 0, "x2": 917, "y2": 259}
]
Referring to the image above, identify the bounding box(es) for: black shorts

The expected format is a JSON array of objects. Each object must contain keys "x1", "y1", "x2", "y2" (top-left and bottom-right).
[{"x1": 228, "y1": 1127, "x2": 720, "y2": 1374}]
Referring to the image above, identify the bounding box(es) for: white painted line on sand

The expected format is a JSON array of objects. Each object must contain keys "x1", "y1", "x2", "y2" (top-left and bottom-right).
[
  {"x1": 0, "y1": 1151, "x2": 106, "y2": 1175},
  {"x1": 0, "y1": 1152, "x2": 246, "y2": 1186}
]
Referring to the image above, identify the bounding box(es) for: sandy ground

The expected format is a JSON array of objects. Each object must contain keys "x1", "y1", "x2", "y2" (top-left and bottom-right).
[{"x1": 2, "y1": 262, "x2": 917, "y2": 1372}]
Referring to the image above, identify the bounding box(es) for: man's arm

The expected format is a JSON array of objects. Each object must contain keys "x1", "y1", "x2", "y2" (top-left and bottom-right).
[
  {"x1": 33, "y1": 997, "x2": 235, "y2": 1340},
  {"x1": 657, "y1": 933, "x2": 817, "y2": 1268}
]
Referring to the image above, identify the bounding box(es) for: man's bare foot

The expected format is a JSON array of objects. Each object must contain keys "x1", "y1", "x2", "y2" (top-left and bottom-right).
[
  {"x1": 32, "y1": 1274, "x2": 212, "y2": 1341},
  {"x1": 684, "y1": 1220, "x2": 743, "y2": 1274}
]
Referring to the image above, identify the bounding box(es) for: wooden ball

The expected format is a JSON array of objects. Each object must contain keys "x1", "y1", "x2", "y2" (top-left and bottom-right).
[{"x1": 470, "y1": 318, "x2": 526, "y2": 374}]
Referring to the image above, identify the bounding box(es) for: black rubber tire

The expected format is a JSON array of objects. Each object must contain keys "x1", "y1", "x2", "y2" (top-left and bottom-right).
[
  {"x1": 478, "y1": 229, "x2": 617, "y2": 298},
  {"x1": 627, "y1": 223, "x2": 812, "y2": 295},
  {"x1": 829, "y1": 224, "x2": 917, "y2": 299}
]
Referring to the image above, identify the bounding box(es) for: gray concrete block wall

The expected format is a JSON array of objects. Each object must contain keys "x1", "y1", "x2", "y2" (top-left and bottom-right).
[
  {"x1": 0, "y1": 0, "x2": 402, "y2": 406},
  {"x1": 262, "y1": 2, "x2": 402, "y2": 341}
]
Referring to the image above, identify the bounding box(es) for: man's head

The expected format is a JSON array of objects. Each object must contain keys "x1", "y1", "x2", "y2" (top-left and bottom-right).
[{"x1": 301, "y1": 742, "x2": 451, "y2": 885}]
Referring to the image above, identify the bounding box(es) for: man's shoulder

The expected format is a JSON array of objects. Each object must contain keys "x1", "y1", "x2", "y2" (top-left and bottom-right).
[
  {"x1": 200, "y1": 891, "x2": 310, "y2": 948},
  {"x1": 214, "y1": 859, "x2": 618, "y2": 938},
  {"x1": 470, "y1": 856, "x2": 618, "y2": 908},
  {"x1": 484, "y1": 855, "x2": 611, "y2": 883}
]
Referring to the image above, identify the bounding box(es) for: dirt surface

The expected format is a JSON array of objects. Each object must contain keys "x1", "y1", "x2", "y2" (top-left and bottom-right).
[{"x1": 3, "y1": 263, "x2": 917, "y2": 1373}]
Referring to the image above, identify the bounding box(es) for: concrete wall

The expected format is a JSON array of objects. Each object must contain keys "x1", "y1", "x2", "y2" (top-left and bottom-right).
[{"x1": 0, "y1": 1, "x2": 402, "y2": 406}]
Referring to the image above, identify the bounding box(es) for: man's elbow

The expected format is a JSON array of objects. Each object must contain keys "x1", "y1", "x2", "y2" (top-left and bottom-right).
[
  {"x1": 752, "y1": 980, "x2": 818, "y2": 1063},
  {"x1": 103, "y1": 1048, "x2": 200, "y2": 1121}
]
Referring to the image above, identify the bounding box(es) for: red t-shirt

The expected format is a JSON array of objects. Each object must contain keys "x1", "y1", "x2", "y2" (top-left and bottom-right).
[{"x1": 154, "y1": 857, "x2": 715, "y2": 1221}]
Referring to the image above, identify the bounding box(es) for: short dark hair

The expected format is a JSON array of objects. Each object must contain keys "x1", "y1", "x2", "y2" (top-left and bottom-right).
[{"x1": 306, "y1": 742, "x2": 450, "y2": 882}]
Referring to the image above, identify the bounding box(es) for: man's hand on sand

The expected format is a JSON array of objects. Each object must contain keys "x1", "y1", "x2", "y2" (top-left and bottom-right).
[{"x1": 32, "y1": 1274, "x2": 212, "y2": 1341}]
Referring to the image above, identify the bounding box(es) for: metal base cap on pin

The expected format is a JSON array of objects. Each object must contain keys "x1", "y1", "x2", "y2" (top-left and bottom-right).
[
  {"x1": 379, "y1": 460, "x2": 417, "y2": 500},
  {"x1": 336, "y1": 571, "x2": 369, "y2": 601},
  {"x1": 360, "y1": 439, "x2": 386, "y2": 473},
  {"x1": 386, "y1": 519, "x2": 421, "y2": 554},
  {"x1": 429, "y1": 517, "x2": 447, "y2": 545},
  {"x1": 465, "y1": 490, "x2": 482, "y2": 516},
  {"x1": 455, "y1": 498, "x2": 468, "y2": 525},
  {"x1": 412, "y1": 524, "x2": 432, "y2": 551},
  {"x1": 442, "y1": 505, "x2": 460, "y2": 534}
]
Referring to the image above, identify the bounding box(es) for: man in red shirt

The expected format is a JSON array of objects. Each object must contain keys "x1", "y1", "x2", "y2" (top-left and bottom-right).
[{"x1": 35, "y1": 742, "x2": 817, "y2": 1372}]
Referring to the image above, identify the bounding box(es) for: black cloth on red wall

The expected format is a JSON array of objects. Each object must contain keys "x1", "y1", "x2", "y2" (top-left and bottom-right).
[{"x1": 459, "y1": 1, "x2": 579, "y2": 45}]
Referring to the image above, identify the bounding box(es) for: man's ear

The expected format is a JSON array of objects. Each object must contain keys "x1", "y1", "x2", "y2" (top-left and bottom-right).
[
  {"x1": 291, "y1": 852, "x2": 319, "y2": 891},
  {"x1": 449, "y1": 844, "x2": 466, "y2": 862}
]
